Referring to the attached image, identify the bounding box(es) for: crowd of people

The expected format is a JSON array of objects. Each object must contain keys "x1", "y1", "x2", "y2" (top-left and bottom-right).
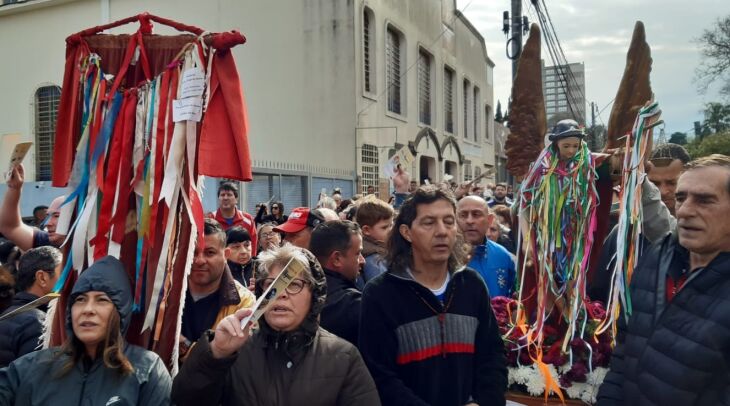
[{"x1": 0, "y1": 136, "x2": 729, "y2": 405}]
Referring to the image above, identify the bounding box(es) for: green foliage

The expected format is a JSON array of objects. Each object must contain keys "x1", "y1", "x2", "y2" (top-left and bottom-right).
[
  {"x1": 686, "y1": 131, "x2": 730, "y2": 158},
  {"x1": 668, "y1": 132, "x2": 688, "y2": 145},
  {"x1": 495, "y1": 100, "x2": 504, "y2": 123},
  {"x1": 702, "y1": 102, "x2": 730, "y2": 135}
]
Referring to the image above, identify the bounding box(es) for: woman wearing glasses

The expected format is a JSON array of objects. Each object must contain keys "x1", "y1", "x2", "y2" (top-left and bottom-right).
[
  {"x1": 255, "y1": 201, "x2": 288, "y2": 226},
  {"x1": 172, "y1": 245, "x2": 380, "y2": 406},
  {"x1": 256, "y1": 222, "x2": 282, "y2": 253}
]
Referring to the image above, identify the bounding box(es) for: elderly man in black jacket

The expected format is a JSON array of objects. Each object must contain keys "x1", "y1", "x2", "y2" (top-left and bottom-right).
[
  {"x1": 310, "y1": 220, "x2": 365, "y2": 346},
  {"x1": 598, "y1": 154, "x2": 730, "y2": 406},
  {"x1": 0, "y1": 246, "x2": 62, "y2": 367}
]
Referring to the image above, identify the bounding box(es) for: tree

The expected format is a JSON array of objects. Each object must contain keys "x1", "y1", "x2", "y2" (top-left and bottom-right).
[
  {"x1": 702, "y1": 102, "x2": 730, "y2": 134},
  {"x1": 668, "y1": 132, "x2": 688, "y2": 145},
  {"x1": 695, "y1": 15, "x2": 730, "y2": 97},
  {"x1": 586, "y1": 124, "x2": 606, "y2": 152},
  {"x1": 686, "y1": 131, "x2": 730, "y2": 158},
  {"x1": 504, "y1": 99, "x2": 511, "y2": 124},
  {"x1": 495, "y1": 101, "x2": 504, "y2": 123}
]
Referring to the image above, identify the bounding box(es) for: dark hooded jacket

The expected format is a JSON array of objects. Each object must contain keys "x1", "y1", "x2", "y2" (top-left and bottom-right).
[
  {"x1": 0, "y1": 256, "x2": 172, "y2": 406},
  {"x1": 172, "y1": 248, "x2": 380, "y2": 406}
]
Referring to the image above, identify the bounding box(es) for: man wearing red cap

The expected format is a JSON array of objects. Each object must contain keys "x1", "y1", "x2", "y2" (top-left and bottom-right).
[{"x1": 274, "y1": 207, "x2": 325, "y2": 249}]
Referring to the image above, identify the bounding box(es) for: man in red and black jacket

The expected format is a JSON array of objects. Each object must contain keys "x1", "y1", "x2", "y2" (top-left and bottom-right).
[
  {"x1": 208, "y1": 182, "x2": 257, "y2": 256},
  {"x1": 359, "y1": 185, "x2": 507, "y2": 406}
]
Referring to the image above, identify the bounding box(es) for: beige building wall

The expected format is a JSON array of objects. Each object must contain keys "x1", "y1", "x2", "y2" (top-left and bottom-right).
[
  {"x1": 354, "y1": 0, "x2": 496, "y2": 191},
  {"x1": 0, "y1": 0, "x2": 495, "y2": 212}
]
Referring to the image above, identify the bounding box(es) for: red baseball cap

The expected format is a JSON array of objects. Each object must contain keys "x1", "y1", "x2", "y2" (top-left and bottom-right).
[{"x1": 274, "y1": 207, "x2": 324, "y2": 234}]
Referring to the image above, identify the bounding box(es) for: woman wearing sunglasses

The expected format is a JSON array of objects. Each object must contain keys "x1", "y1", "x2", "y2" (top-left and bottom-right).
[
  {"x1": 255, "y1": 201, "x2": 288, "y2": 226},
  {"x1": 172, "y1": 245, "x2": 379, "y2": 405}
]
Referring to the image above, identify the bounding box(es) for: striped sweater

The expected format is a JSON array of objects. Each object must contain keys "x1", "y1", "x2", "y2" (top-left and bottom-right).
[{"x1": 359, "y1": 266, "x2": 507, "y2": 406}]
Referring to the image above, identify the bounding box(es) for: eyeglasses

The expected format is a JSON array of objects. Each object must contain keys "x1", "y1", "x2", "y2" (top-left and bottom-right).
[
  {"x1": 271, "y1": 206, "x2": 279, "y2": 210},
  {"x1": 262, "y1": 278, "x2": 310, "y2": 295},
  {"x1": 260, "y1": 231, "x2": 279, "y2": 239}
]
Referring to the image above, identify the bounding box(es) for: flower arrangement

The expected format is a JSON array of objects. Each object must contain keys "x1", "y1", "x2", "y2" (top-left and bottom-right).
[{"x1": 492, "y1": 296, "x2": 613, "y2": 404}]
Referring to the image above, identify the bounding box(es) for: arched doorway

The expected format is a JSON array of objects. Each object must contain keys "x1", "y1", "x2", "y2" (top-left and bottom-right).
[{"x1": 419, "y1": 155, "x2": 436, "y2": 184}]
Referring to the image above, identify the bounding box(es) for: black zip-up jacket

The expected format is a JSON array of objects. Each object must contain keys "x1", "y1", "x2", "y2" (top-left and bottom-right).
[
  {"x1": 597, "y1": 234, "x2": 730, "y2": 405},
  {"x1": 359, "y1": 264, "x2": 507, "y2": 406},
  {"x1": 320, "y1": 269, "x2": 362, "y2": 346},
  {"x1": 0, "y1": 292, "x2": 46, "y2": 368}
]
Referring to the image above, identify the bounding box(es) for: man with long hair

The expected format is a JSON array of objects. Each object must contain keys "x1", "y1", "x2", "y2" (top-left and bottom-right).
[{"x1": 359, "y1": 186, "x2": 507, "y2": 405}]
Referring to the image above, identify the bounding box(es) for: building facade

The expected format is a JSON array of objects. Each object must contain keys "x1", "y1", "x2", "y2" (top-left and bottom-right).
[
  {"x1": 542, "y1": 61, "x2": 586, "y2": 126},
  {"x1": 0, "y1": 0, "x2": 496, "y2": 215}
]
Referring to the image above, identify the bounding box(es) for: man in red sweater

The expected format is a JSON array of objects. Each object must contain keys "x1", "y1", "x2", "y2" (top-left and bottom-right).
[{"x1": 208, "y1": 182, "x2": 257, "y2": 256}]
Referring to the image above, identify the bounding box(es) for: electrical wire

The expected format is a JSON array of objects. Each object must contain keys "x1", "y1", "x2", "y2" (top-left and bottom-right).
[{"x1": 527, "y1": 0, "x2": 587, "y2": 124}]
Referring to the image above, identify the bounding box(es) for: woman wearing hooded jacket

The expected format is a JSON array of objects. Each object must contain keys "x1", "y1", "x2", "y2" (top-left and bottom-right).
[
  {"x1": 0, "y1": 256, "x2": 172, "y2": 405},
  {"x1": 172, "y1": 245, "x2": 380, "y2": 406}
]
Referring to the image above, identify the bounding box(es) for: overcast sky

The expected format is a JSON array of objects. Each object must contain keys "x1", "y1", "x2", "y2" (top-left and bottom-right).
[{"x1": 457, "y1": 0, "x2": 728, "y2": 137}]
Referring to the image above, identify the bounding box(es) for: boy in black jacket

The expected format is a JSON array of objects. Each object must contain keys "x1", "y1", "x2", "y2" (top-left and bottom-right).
[{"x1": 359, "y1": 186, "x2": 507, "y2": 406}]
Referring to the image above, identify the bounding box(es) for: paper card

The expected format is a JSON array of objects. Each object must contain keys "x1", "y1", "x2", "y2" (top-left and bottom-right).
[
  {"x1": 396, "y1": 145, "x2": 415, "y2": 166},
  {"x1": 240, "y1": 256, "x2": 307, "y2": 328},
  {"x1": 179, "y1": 68, "x2": 205, "y2": 99},
  {"x1": 8, "y1": 142, "x2": 32, "y2": 170},
  {"x1": 172, "y1": 98, "x2": 202, "y2": 122}
]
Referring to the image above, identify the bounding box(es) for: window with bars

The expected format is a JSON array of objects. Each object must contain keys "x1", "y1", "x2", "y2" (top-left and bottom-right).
[
  {"x1": 35, "y1": 85, "x2": 61, "y2": 181},
  {"x1": 361, "y1": 144, "x2": 379, "y2": 193},
  {"x1": 463, "y1": 79, "x2": 470, "y2": 139},
  {"x1": 363, "y1": 8, "x2": 374, "y2": 93},
  {"x1": 444, "y1": 66, "x2": 454, "y2": 134},
  {"x1": 386, "y1": 26, "x2": 402, "y2": 115},
  {"x1": 463, "y1": 162, "x2": 472, "y2": 182},
  {"x1": 484, "y1": 105, "x2": 491, "y2": 141},
  {"x1": 473, "y1": 86, "x2": 479, "y2": 142},
  {"x1": 417, "y1": 48, "x2": 432, "y2": 125}
]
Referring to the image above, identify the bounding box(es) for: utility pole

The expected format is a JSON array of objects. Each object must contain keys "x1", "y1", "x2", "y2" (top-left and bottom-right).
[
  {"x1": 511, "y1": 0, "x2": 522, "y2": 81},
  {"x1": 503, "y1": 1, "x2": 526, "y2": 82},
  {"x1": 591, "y1": 102, "x2": 596, "y2": 128}
]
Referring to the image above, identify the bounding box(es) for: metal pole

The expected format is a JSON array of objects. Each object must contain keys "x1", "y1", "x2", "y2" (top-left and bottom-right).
[{"x1": 511, "y1": 0, "x2": 523, "y2": 81}]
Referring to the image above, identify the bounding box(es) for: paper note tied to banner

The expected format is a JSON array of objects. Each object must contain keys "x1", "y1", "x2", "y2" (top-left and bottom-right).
[
  {"x1": 172, "y1": 98, "x2": 203, "y2": 122},
  {"x1": 179, "y1": 68, "x2": 205, "y2": 99}
]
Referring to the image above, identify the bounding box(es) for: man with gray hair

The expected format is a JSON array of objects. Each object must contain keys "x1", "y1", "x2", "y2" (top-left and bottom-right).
[
  {"x1": 598, "y1": 154, "x2": 730, "y2": 405},
  {"x1": 0, "y1": 246, "x2": 62, "y2": 367}
]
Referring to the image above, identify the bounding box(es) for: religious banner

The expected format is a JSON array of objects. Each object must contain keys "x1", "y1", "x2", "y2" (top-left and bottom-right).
[{"x1": 47, "y1": 13, "x2": 252, "y2": 375}]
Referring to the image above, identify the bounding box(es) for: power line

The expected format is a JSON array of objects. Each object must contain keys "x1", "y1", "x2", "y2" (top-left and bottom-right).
[{"x1": 529, "y1": 0, "x2": 586, "y2": 124}]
